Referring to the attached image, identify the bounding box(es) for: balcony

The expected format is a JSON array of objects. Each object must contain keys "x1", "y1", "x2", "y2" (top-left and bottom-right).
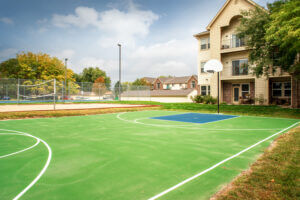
[{"x1": 221, "y1": 38, "x2": 247, "y2": 53}]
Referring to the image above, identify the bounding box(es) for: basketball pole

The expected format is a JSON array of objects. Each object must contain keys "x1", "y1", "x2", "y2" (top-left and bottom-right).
[{"x1": 217, "y1": 71, "x2": 220, "y2": 114}]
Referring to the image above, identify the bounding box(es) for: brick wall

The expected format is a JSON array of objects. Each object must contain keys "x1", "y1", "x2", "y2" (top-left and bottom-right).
[
  {"x1": 222, "y1": 82, "x2": 232, "y2": 104},
  {"x1": 187, "y1": 76, "x2": 198, "y2": 89},
  {"x1": 153, "y1": 79, "x2": 162, "y2": 90}
]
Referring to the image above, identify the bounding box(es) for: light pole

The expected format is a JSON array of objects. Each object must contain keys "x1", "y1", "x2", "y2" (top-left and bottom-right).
[
  {"x1": 118, "y1": 44, "x2": 121, "y2": 101},
  {"x1": 64, "y1": 58, "x2": 68, "y2": 101}
]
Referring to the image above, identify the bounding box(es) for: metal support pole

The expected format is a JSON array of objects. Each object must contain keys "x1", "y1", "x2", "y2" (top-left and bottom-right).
[
  {"x1": 217, "y1": 72, "x2": 220, "y2": 114},
  {"x1": 53, "y1": 79, "x2": 56, "y2": 110},
  {"x1": 64, "y1": 58, "x2": 68, "y2": 103},
  {"x1": 17, "y1": 79, "x2": 20, "y2": 104},
  {"x1": 118, "y1": 43, "x2": 121, "y2": 101}
]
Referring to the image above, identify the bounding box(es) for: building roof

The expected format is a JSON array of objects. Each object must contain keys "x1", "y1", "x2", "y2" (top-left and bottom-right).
[
  {"x1": 121, "y1": 88, "x2": 196, "y2": 97},
  {"x1": 193, "y1": 31, "x2": 210, "y2": 38},
  {"x1": 156, "y1": 75, "x2": 197, "y2": 84},
  {"x1": 142, "y1": 77, "x2": 156, "y2": 84},
  {"x1": 206, "y1": 0, "x2": 266, "y2": 30}
]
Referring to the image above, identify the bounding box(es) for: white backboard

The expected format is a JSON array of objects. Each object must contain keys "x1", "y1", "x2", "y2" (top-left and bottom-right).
[{"x1": 204, "y1": 59, "x2": 223, "y2": 73}]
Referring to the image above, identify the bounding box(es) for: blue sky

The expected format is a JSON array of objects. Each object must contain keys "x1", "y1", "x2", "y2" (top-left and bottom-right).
[{"x1": 0, "y1": 0, "x2": 274, "y2": 83}]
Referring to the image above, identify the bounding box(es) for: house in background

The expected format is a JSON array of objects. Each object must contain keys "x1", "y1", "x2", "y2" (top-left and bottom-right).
[
  {"x1": 121, "y1": 75, "x2": 198, "y2": 102},
  {"x1": 194, "y1": 0, "x2": 300, "y2": 107},
  {"x1": 142, "y1": 75, "x2": 198, "y2": 91}
]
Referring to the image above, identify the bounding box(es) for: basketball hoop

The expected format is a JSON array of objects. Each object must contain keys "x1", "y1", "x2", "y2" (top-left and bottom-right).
[
  {"x1": 204, "y1": 59, "x2": 223, "y2": 73},
  {"x1": 203, "y1": 59, "x2": 223, "y2": 114}
]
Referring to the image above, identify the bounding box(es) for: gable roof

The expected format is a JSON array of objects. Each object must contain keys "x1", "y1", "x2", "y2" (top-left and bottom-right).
[
  {"x1": 157, "y1": 75, "x2": 197, "y2": 84},
  {"x1": 206, "y1": 0, "x2": 266, "y2": 30},
  {"x1": 142, "y1": 77, "x2": 156, "y2": 84}
]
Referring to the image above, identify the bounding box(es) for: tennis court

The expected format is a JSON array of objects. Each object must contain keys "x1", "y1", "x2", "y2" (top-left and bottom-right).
[{"x1": 0, "y1": 110, "x2": 299, "y2": 200}]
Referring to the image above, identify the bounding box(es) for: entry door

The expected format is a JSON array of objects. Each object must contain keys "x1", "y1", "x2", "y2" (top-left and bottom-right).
[{"x1": 233, "y1": 87, "x2": 239, "y2": 103}]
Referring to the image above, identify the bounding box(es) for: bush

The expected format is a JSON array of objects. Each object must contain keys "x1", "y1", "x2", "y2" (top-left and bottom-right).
[
  {"x1": 192, "y1": 95, "x2": 204, "y2": 103},
  {"x1": 192, "y1": 95, "x2": 217, "y2": 104}
]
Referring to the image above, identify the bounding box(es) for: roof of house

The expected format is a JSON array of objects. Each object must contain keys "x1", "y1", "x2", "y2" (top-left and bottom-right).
[
  {"x1": 121, "y1": 88, "x2": 196, "y2": 97},
  {"x1": 206, "y1": 0, "x2": 266, "y2": 30},
  {"x1": 193, "y1": 30, "x2": 210, "y2": 38},
  {"x1": 142, "y1": 77, "x2": 156, "y2": 84},
  {"x1": 154, "y1": 75, "x2": 197, "y2": 84}
]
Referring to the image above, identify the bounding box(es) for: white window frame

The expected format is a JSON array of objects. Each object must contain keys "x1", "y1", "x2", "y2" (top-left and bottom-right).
[
  {"x1": 200, "y1": 61, "x2": 206, "y2": 73},
  {"x1": 200, "y1": 38, "x2": 210, "y2": 50}
]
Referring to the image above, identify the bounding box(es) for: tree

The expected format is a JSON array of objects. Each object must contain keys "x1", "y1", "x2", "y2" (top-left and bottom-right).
[
  {"x1": 0, "y1": 52, "x2": 75, "y2": 82},
  {"x1": 237, "y1": 0, "x2": 300, "y2": 78},
  {"x1": 80, "y1": 67, "x2": 111, "y2": 90},
  {"x1": 237, "y1": 7, "x2": 271, "y2": 77},
  {"x1": 265, "y1": 0, "x2": 300, "y2": 78},
  {"x1": 132, "y1": 78, "x2": 149, "y2": 86}
]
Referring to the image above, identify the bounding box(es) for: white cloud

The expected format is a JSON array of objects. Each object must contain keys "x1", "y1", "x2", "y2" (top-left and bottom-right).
[
  {"x1": 51, "y1": 3, "x2": 159, "y2": 47},
  {"x1": 0, "y1": 17, "x2": 14, "y2": 25}
]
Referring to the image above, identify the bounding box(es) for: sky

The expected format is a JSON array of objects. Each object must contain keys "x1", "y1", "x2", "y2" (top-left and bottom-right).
[{"x1": 0, "y1": 0, "x2": 275, "y2": 84}]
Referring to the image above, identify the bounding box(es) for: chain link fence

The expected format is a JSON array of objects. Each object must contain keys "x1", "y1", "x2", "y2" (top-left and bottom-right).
[{"x1": 0, "y1": 78, "x2": 151, "y2": 104}]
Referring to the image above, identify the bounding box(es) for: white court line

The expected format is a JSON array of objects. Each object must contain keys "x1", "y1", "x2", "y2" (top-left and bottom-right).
[
  {"x1": 0, "y1": 133, "x2": 40, "y2": 159},
  {"x1": 147, "y1": 121, "x2": 299, "y2": 200},
  {"x1": 117, "y1": 113, "x2": 282, "y2": 131},
  {"x1": 0, "y1": 129, "x2": 52, "y2": 200}
]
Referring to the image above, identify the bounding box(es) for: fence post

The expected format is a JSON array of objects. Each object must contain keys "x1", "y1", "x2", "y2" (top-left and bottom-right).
[
  {"x1": 53, "y1": 79, "x2": 56, "y2": 110},
  {"x1": 17, "y1": 79, "x2": 20, "y2": 104}
]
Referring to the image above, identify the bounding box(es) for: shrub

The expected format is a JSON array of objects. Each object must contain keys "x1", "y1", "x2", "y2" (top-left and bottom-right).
[
  {"x1": 192, "y1": 95, "x2": 217, "y2": 104},
  {"x1": 192, "y1": 95, "x2": 204, "y2": 103}
]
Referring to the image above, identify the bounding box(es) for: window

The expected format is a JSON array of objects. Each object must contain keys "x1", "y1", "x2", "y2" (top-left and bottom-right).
[
  {"x1": 272, "y1": 82, "x2": 282, "y2": 96},
  {"x1": 201, "y1": 85, "x2": 210, "y2": 96},
  {"x1": 273, "y1": 82, "x2": 291, "y2": 97},
  {"x1": 192, "y1": 81, "x2": 196, "y2": 88},
  {"x1": 201, "y1": 86, "x2": 207, "y2": 95},
  {"x1": 157, "y1": 82, "x2": 160, "y2": 89},
  {"x1": 231, "y1": 34, "x2": 245, "y2": 48},
  {"x1": 284, "y1": 82, "x2": 291, "y2": 97},
  {"x1": 232, "y1": 59, "x2": 248, "y2": 76},
  {"x1": 200, "y1": 38, "x2": 210, "y2": 50},
  {"x1": 201, "y1": 62, "x2": 206, "y2": 73},
  {"x1": 241, "y1": 84, "x2": 250, "y2": 98},
  {"x1": 166, "y1": 84, "x2": 170, "y2": 89}
]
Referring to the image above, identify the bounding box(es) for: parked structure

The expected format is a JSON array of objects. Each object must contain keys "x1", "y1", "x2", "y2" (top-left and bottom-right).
[{"x1": 194, "y1": 0, "x2": 300, "y2": 107}]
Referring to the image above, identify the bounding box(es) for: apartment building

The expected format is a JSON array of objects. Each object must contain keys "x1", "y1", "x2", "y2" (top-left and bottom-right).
[{"x1": 194, "y1": 0, "x2": 300, "y2": 108}]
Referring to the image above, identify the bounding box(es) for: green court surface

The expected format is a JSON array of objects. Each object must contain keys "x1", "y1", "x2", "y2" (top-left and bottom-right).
[{"x1": 0, "y1": 110, "x2": 299, "y2": 200}]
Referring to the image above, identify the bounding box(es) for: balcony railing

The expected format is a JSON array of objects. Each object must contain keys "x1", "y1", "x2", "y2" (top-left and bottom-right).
[{"x1": 221, "y1": 38, "x2": 246, "y2": 49}]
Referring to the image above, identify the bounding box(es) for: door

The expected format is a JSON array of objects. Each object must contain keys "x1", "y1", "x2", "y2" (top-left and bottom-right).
[{"x1": 233, "y1": 87, "x2": 239, "y2": 103}]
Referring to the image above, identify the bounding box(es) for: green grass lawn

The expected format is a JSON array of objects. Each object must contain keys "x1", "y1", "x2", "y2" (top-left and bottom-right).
[{"x1": 0, "y1": 110, "x2": 298, "y2": 200}]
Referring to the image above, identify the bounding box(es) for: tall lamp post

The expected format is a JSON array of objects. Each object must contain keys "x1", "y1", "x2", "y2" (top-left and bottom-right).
[
  {"x1": 117, "y1": 44, "x2": 121, "y2": 101},
  {"x1": 64, "y1": 58, "x2": 68, "y2": 102},
  {"x1": 204, "y1": 59, "x2": 223, "y2": 114}
]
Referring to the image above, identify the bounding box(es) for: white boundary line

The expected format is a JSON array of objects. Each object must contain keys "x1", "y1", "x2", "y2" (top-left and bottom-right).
[
  {"x1": 117, "y1": 113, "x2": 283, "y2": 131},
  {"x1": 147, "y1": 121, "x2": 299, "y2": 200},
  {"x1": 0, "y1": 133, "x2": 40, "y2": 159},
  {"x1": 0, "y1": 129, "x2": 52, "y2": 200}
]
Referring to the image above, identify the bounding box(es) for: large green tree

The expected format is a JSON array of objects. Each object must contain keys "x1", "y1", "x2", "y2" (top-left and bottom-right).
[
  {"x1": 237, "y1": 0, "x2": 300, "y2": 78},
  {"x1": 80, "y1": 67, "x2": 111, "y2": 90},
  {"x1": 0, "y1": 52, "x2": 75, "y2": 82}
]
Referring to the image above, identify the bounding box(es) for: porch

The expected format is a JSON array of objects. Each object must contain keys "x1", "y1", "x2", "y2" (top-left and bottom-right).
[{"x1": 221, "y1": 79, "x2": 255, "y2": 104}]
